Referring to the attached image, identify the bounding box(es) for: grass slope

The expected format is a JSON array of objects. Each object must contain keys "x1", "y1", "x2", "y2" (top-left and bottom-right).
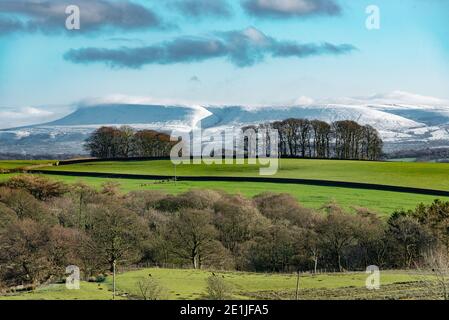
[
  {"x1": 42, "y1": 159, "x2": 449, "y2": 191},
  {"x1": 1, "y1": 269, "x2": 425, "y2": 300},
  {"x1": 0, "y1": 282, "x2": 116, "y2": 300},
  {"x1": 112, "y1": 268, "x2": 421, "y2": 300},
  {"x1": 0, "y1": 173, "x2": 445, "y2": 215},
  {"x1": 0, "y1": 160, "x2": 54, "y2": 170},
  {"x1": 3, "y1": 159, "x2": 449, "y2": 214}
]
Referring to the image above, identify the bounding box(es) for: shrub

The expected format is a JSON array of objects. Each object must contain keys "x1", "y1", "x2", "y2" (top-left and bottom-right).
[
  {"x1": 205, "y1": 275, "x2": 233, "y2": 300},
  {"x1": 136, "y1": 277, "x2": 167, "y2": 300},
  {"x1": 2, "y1": 175, "x2": 68, "y2": 201}
]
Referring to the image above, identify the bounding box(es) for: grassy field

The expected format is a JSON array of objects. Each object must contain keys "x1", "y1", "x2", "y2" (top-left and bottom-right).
[
  {"x1": 42, "y1": 159, "x2": 449, "y2": 191},
  {"x1": 0, "y1": 160, "x2": 54, "y2": 170},
  {"x1": 2, "y1": 158, "x2": 449, "y2": 214},
  {"x1": 0, "y1": 282, "x2": 117, "y2": 300},
  {"x1": 112, "y1": 268, "x2": 424, "y2": 300},
  {"x1": 0, "y1": 173, "x2": 444, "y2": 215},
  {"x1": 0, "y1": 268, "x2": 429, "y2": 300}
]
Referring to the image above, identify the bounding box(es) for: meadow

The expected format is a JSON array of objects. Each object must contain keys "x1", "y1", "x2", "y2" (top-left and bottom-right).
[
  {"x1": 0, "y1": 268, "x2": 429, "y2": 300},
  {"x1": 0, "y1": 174, "x2": 442, "y2": 215},
  {"x1": 0, "y1": 160, "x2": 54, "y2": 170},
  {"x1": 41, "y1": 159, "x2": 449, "y2": 191},
  {"x1": 2, "y1": 158, "x2": 449, "y2": 214}
]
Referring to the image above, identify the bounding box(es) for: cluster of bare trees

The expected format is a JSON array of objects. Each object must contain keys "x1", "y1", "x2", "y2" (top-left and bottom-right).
[
  {"x1": 262, "y1": 119, "x2": 383, "y2": 160},
  {"x1": 84, "y1": 126, "x2": 175, "y2": 158},
  {"x1": 1, "y1": 175, "x2": 448, "y2": 292}
]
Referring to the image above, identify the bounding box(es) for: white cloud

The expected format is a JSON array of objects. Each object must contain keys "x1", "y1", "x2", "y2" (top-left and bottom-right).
[
  {"x1": 294, "y1": 96, "x2": 315, "y2": 105},
  {"x1": 243, "y1": 0, "x2": 341, "y2": 18},
  {"x1": 0, "y1": 106, "x2": 73, "y2": 129},
  {"x1": 309, "y1": 91, "x2": 449, "y2": 108}
]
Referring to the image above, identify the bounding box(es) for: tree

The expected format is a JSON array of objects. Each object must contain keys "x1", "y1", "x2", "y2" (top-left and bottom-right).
[
  {"x1": 317, "y1": 204, "x2": 361, "y2": 271},
  {"x1": 132, "y1": 129, "x2": 174, "y2": 157},
  {"x1": 84, "y1": 126, "x2": 121, "y2": 158},
  {"x1": 253, "y1": 192, "x2": 316, "y2": 228},
  {"x1": 415, "y1": 250, "x2": 449, "y2": 300},
  {"x1": 0, "y1": 202, "x2": 17, "y2": 229},
  {"x1": 296, "y1": 119, "x2": 312, "y2": 157},
  {"x1": 386, "y1": 212, "x2": 434, "y2": 268},
  {"x1": 2, "y1": 175, "x2": 68, "y2": 201},
  {"x1": 87, "y1": 201, "x2": 148, "y2": 272},
  {"x1": 354, "y1": 208, "x2": 387, "y2": 268},
  {"x1": 361, "y1": 125, "x2": 383, "y2": 160},
  {"x1": 0, "y1": 187, "x2": 51, "y2": 223},
  {"x1": 250, "y1": 118, "x2": 383, "y2": 160},
  {"x1": 166, "y1": 209, "x2": 219, "y2": 269},
  {"x1": 411, "y1": 200, "x2": 449, "y2": 252},
  {"x1": 311, "y1": 120, "x2": 331, "y2": 158},
  {"x1": 213, "y1": 195, "x2": 267, "y2": 254},
  {"x1": 244, "y1": 220, "x2": 300, "y2": 272},
  {"x1": 69, "y1": 183, "x2": 97, "y2": 229},
  {"x1": 116, "y1": 125, "x2": 135, "y2": 157},
  {"x1": 155, "y1": 190, "x2": 221, "y2": 213},
  {"x1": 0, "y1": 220, "x2": 79, "y2": 287},
  {"x1": 84, "y1": 126, "x2": 174, "y2": 158}
]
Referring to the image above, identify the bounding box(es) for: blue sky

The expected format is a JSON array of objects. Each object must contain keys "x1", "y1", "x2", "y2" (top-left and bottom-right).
[{"x1": 0, "y1": 0, "x2": 448, "y2": 117}]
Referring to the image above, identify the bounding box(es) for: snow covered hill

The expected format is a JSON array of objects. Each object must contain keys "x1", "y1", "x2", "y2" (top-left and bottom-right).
[{"x1": 1, "y1": 102, "x2": 449, "y2": 155}]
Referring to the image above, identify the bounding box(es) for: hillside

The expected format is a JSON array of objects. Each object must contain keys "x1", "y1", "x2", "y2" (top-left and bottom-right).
[
  {"x1": 0, "y1": 268, "x2": 429, "y2": 300},
  {"x1": 41, "y1": 159, "x2": 449, "y2": 191},
  {"x1": 1, "y1": 103, "x2": 449, "y2": 155}
]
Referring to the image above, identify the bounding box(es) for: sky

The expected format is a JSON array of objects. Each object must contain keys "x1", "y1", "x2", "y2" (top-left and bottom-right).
[{"x1": 0, "y1": 0, "x2": 448, "y2": 126}]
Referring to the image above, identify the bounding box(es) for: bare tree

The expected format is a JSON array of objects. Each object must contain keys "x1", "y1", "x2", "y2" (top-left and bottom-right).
[
  {"x1": 136, "y1": 277, "x2": 167, "y2": 300},
  {"x1": 416, "y1": 250, "x2": 449, "y2": 300},
  {"x1": 167, "y1": 209, "x2": 219, "y2": 269},
  {"x1": 206, "y1": 275, "x2": 233, "y2": 300}
]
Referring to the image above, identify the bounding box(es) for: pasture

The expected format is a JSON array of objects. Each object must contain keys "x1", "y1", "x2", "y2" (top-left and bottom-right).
[
  {"x1": 0, "y1": 268, "x2": 429, "y2": 300},
  {"x1": 0, "y1": 160, "x2": 54, "y2": 170},
  {"x1": 0, "y1": 174, "x2": 443, "y2": 215},
  {"x1": 1, "y1": 158, "x2": 449, "y2": 214},
  {"x1": 41, "y1": 159, "x2": 449, "y2": 191},
  {"x1": 9, "y1": 158, "x2": 448, "y2": 214}
]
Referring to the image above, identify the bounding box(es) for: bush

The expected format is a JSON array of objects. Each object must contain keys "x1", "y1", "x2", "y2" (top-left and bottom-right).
[
  {"x1": 136, "y1": 277, "x2": 167, "y2": 300},
  {"x1": 0, "y1": 187, "x2": 51, "y2": 223},
  {"x1": 88, "y1": 274, "x2": 106, "y2": 283},
  {"x1": 2, "y1": 175, "x2": 68, "y2": 201},
  {"x1": 205, "y1": 275, "x2": 233, "y2": 300}
]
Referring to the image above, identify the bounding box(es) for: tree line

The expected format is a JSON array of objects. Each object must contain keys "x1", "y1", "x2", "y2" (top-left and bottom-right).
[
  {"x1": 84, "y1": 119, "x2": 383, "y2": 161},
  {"x1": 84, "y1": 126, "x2": 175, "y2": 158},
  {"x1": 0, "y1": 175, "x2": 447, "y2": 291},
  {"x1": 248, "y1": 119, "x2": 383, "y2": 160}
]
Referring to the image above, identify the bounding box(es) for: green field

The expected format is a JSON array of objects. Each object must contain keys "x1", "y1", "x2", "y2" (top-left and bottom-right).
[
  {"x1": 0, "y1": 268, "x2": 428, "y2": 300},
  {"x1": 0, "y1": 282, "x2": 116, "y2": 300},
  {"x1": 0, "y1": 160, "x2": 54, "y2": 170},
  {"x1": 1, "y1": 173, "x2": 442, "y2": 215},
  {"x1": 2, "y1": 158, "x2": 449, "y2": 214},
  {"x1": 11, "y1": 158, "x2": 447, "y2": 214},
  {"x1": 42, "y1": 159, "x2": 449, "y2": 191}
]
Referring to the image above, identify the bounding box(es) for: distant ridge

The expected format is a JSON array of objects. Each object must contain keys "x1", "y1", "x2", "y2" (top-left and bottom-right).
[
  {"x1": 1, "y1": 103, "x2": 449, "y2": 155},
  {"x1": 43, "y1": 104, "x2": 195, "y2": 126}
]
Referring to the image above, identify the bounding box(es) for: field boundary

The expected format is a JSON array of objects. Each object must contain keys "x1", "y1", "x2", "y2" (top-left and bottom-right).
[
  {"x1": 30, "y1": 169, "x2": 449, "y2": 197},
  {"x1": 55, "y1": 156, "x2": 381, "y2": 166}
]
